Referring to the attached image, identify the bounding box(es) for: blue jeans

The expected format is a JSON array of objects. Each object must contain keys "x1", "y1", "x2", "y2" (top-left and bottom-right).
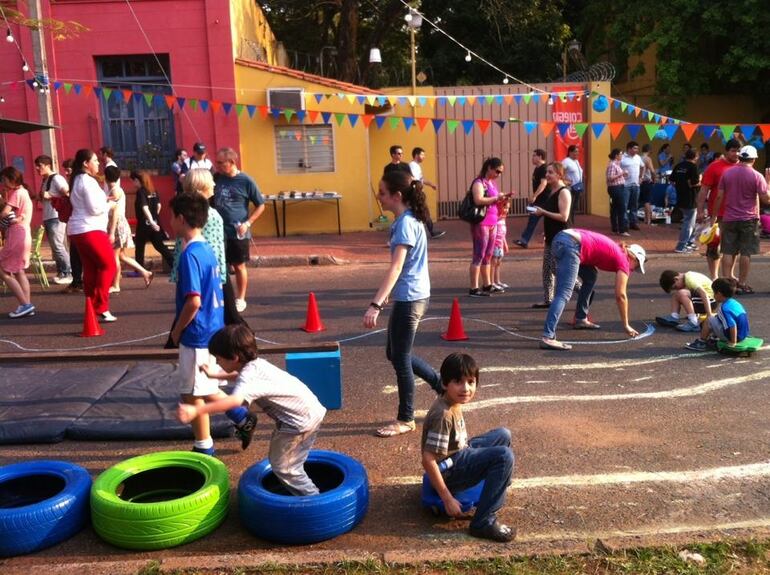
[
  {"x1": 675, "y1": 208, "x2": 697, "y2": 250},
  {"x1": 608, "y1": 185, "x2": 628, "y2": 233},
  {"x1": 543, "y1": 232, "x2": 598, "y2": 339},
  {"x1": 519, "y1": 213, "x2": 542, "y2": 245},
  {"x1": 44, "y1": 218, "x2": 71, "y2": 275},
  {"x1": 386, "y1": 299, "x2": 441, "y2": 422},
  {"x1": 442, "y1": 427, "x2": 514, "y2": 530},
  {"x1": 626, "y1": 184, "x2": 640, "y2": 227}
]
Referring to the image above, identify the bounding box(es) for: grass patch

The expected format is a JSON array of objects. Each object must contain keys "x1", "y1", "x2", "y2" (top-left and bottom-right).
[{"x1": 134, "y1": 538, "x2": 770, "y2": 575}]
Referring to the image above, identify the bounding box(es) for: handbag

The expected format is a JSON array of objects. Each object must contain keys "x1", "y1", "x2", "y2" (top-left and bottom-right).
[
  {"x1": 51, "y1": 196, "x2": 73, "y2": 223},
  {"x1": 458, "y1": 180, "x2": 487, "y2": 224}
]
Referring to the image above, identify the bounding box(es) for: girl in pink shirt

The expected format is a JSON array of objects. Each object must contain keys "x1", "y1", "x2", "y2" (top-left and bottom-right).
[
  {"x1": 541, "y1": 228, "x2": 646, "y2": 350},
  {"x1": 0, "y1": 167, "x2": 35, "y2": 318}
]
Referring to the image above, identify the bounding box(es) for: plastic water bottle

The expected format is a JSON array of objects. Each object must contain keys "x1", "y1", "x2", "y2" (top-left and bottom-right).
[
  {"x1": 664, "y1": 209, "x2": 671, "y2": 225},
  {"x1": 438, "y1": 459, "x2": 454, "y2": 473},
  {"x1": 235, "y1": 222, "x2": 246, "y2": 240}
]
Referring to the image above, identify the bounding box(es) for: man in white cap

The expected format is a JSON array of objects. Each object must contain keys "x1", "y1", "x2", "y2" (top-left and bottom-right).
[{"x1": 712, "y1": 145, "x2": 770, "y2": 294}]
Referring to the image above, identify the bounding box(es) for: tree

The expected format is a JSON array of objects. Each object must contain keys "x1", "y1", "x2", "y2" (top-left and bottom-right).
[
  {"x1": 576, "y1": 0, "x2": 770, "y2": 117},
  {"x1": 0, "y1": 1, "x2": 88, "y2": 40}
]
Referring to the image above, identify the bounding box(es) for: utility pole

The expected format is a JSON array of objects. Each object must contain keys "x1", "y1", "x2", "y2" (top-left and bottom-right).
[{"x1": 28, "y1": 0, "x2": 58, "y2": 166}]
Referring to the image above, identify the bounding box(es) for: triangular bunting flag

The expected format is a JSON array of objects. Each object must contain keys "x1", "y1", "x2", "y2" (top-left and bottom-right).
[
  {"x1": 314, "y1": 93, "x2": 324, "y2": 104},
  {"x1": 377, "y1": 96, "x2": 388, "y2": 106},
  {"x1": 284, "y1": 109, "x2": 295, "y2": 121},
  {"x1": 258, "y1": 105, "x2": 268, "y2": 119},
  {"x1": 296, "y1": 110, "x2": 306, "y2": 122},
  {"x1": 82, "y1": 85, "x2": 93, "y2": 97},
  {"x1": 522, "y1": 93, "x2": 532, "y2": 104},
  {"x1": 679, "y1": 124, "x2": 698, "y2": 141},
  {"x1": 92, "y1": 86, "x2": 103, "y2": 98},
  {"x1": 270, "y1": 107, "x2": 281, "y2": 119},
  {"x1": 416, "y1": 117, "x2": 430, "y2": 132},
  {"x1": 356, "y1": 96, "x2": 366, "y2": 105},
  {"x1": 574, "y1": 123, "x2": 588, "y2": 138},
  {"x1": 557, "y1": 123, "x2": 570, "y2": 137},
  {"x1": 222, "y1": 102, "x2": 233, "y2": 115},
  {"x1": 447, "y1": 119, "x2": 460, "y2": 134},
  {"x1": 153, "y1": 94, "x2": 165, "y2": 108},
  {"x1": 503, "y1": 95, "x2": 513, "y2": 105},
  {"x1": 419, "y1": 96, "x2": 428, "y2": 107},
  {"x1": 375, "y1": 116, "x2": 387, "y2": 129},
  {"x1": 348, "y1": 114, "x2": 359, "y2": 127},
  {"x1": 719, "y1": 125, "x2": 736, "y2": 141},
  {"x1": 436, "y1": 96, "x2": 446, "y2": 106},
  {"x1": 700, "y1": 125, "x2": 716, "y2": 139},
  {"x1": 307, "y1": 109, "x2": 319, "y2": 122},
  {"x1": 531, "y1": 94, "x2": 540, "y2": 104},
  {"x1": 235, "y1": 104, "x2": 244, "y2": 117},
  {"x1": 402, "y1": 117, "x2": 414, "y2": 131},
  {"x1": 397, "y1": 97, "x2": 408, "y2": 106},
  {"x1": 143, "y1": 93, "x2": 154, "y2": 107},
  {"x1": 345, "y1": 94, "x2": 356, "y2": 105},
  {"x1": 361, "y1": 114, "x2": 374, "y2": 128},
  {"x1": 176, "y1": 96, "x2": 186, "y2": 110},
  {"x1": 513, "y1": 94, "x2": 522, "y2": 105},
  {"x1": 466, "y1": 96, "x2": 477, "y2": 106},
  {"x1": 740, "y1": 125, "x2": 756, "y2": 140},
  {"x1": 309, "y1": 136, "x2": 317, "y2": 145},
  {"x1": 447, "y1": 95, "x2": 457, "y2": 106},
  {"x1": 634, "y1": 107, "x2": 642, "y2": 118},
  {"x1": 431, "y1": 119, "x2": 444, "y2": 132},
  {"x1": 591, "y1": 123, "x2": 606, "y2": 139},
  {"x1": 613, "y1": 99, "x2": 621, "y2": 110},
  {"x1": 567, "y1": 93, "x2": 575, "y2": 102},
  {"x1": 120, "y1": 89, "x2": 131, "y2": 102},
  {"x1": 188, "y1": 99, "x2": 198, "y2": 111},
  {"x1": 627, "y1": 124, "x2": 642, "y2": 139},
  {"x1": 164, "y1": 95, "x2": 176, "y2": 109},
  {"x1": 485, "y1": 95, "x2": 495, "y2": 105},
  {"x1": 321, "y1": 112, "x2": 332, "y2": 124},
  {"x1": 643, "y1": 124, "x2": 659, "y2": 140},
  {"x1": 388, "y1": 116, "x2": 400, "y2": 130},
  {"x1": 64, "y1": 83, "x2": 73, "y2": 94},
  {"x1": 609, "y1": 123, "x2": 625, "y2": 139},
  {"x1": 494, "y1": 120, "x2": 506, "y2": 130},
  {"x1": 334, "y1": 113, "x2": 346, "y2": 126},
  {"x1": 366, "y1": 95, "x2": 377, "y2": 106},
  {"x1": 540, "y1": 122, "x2": 554, "y2": 137},
  {"x1": 476, "y1": 120, "x2": 491, "y2": 134},
  {"x1": 102, "y1": 88, "x2": 113, "y2": 101},
  {"x1": 199, "y1": 99, "x2": 210, "y2": 112},
  {"x1": 456, "y1": 96, "x2": 466, "y2": 107},
  {"x1": 132, "y1": 92, "x2": 143, "y2": 103},
  {"x1": 758, "y1": 124, "x2": 770, "y2": 141},
  {"x1": 461, "y1": 120, "x2": 474, "y2": 135},
  {"x1": 627, "y1": 105, "x2": 635, "y2": 115},
  {"x1": 620, "y1": 102, "x2": 628, "y2": 113},
  {"x1": 407, "y1": 96, "x2": 416, "y2": 107},
  {"x1": 662, "y1": 125, "x2": 679, "y2": 140},
  {"x1": 210, "y1": 101, "x2": 222, "y2": 114},
  {"x1": 52, "y1": 81, "x2": 62, "y2": 91},
  {"x1": 294, "y1": 130, "x2": 302, "y2": 141}
]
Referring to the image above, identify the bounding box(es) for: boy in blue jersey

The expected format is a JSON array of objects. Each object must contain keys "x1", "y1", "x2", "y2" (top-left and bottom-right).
[
  {"x1": 169, "y1": 193, "x2": 255, "y2": 455},
  {"x1": 685, "y1": 278, "x2": 749, "y2": 351}
]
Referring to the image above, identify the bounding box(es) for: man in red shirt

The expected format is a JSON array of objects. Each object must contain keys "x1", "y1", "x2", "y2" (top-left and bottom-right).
[{"x1": 696, "y1": 139, "x2": 740, "y2": 279}]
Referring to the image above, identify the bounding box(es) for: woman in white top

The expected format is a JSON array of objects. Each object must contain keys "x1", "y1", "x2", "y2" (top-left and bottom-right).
[
  {"x1": 104, "y1": 165, "x2": 153, "y2": 293},
  {"x1": 67, "y1": 149, "x2": 118, "y2": 322}
]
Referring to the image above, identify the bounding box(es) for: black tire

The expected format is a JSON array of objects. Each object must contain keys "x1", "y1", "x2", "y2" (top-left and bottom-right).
[
  {"x1": 0, "y1": 460, "x2": 92, "y2": 557},
  {"x1": 238, "y1": 450, "x2": 368, "y2": 544},
  {"x1": 90, "y1": 451, "x2": 229, "y2": 550},
  {"x1": 421, "y1": 475, "x2": 485, "y2": 516}
]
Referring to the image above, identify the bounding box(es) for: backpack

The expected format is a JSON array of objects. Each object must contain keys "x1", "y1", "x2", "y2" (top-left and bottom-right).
[
  {"x1": 458, "y1": 179, "x2": 487, "y2": 224},
  {"x1": 47, "y1": 174, "x2": 73, "y2": 223}
]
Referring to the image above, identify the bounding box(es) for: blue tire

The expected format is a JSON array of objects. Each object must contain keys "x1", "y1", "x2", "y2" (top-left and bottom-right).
[
  {"x1": 421, "y1": 474, "x2": 485, "y2": 516},
  {"x1": 0, "y1": 460, "x2": 92, "y2": 557},
  {"x1": 238, "y1": 450, "x2": 368, "y2": 544}
]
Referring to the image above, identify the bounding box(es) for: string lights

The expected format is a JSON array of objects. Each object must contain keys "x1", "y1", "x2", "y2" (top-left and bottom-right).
[
  {"x1": 6, "y1": 28, "x2": 13, "y2": 43},
  {"x1": 464, "y1": 51, "x2": 471, "y2": 63},
  {"x1": 0, "y1": 5, "x2": 32, "y2": 75}
]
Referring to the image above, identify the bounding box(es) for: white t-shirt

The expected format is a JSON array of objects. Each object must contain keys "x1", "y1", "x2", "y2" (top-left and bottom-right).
[
  {"x1": 408, "y1": 160, "x2": 423, "y2": 181},
  {"x1": 561, "y1": 156, "x2": 583, "y2": 187},
  {"x1": 41, "y1": 173, "x2": 69, "y2": 221},
  {"x1": 620, "y1": 153, "x2": 644, "y2": 185},
  {"x1": 233, "y1": 358, "x2": 326, "y2": 434},
  {"x1": 188, "y1": 157, "x2": 213, "y2": 171},
  {"x1": 67, "y1": 173, "x2": 109, "y2": 235}
]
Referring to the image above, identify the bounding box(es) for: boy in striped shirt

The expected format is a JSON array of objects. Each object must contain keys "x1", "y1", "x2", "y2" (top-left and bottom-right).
[
  {"x1": 421, "y1": 353, "x2": 515, "y2": 542},
  {"x1": 177, "y1": 324, "x2": 326, "y2": 496}
]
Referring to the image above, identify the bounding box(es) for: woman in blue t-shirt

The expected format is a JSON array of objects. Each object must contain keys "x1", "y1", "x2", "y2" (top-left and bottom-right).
[{"x1": 363, "y1": 170, "x2": 442, "y2": 437}]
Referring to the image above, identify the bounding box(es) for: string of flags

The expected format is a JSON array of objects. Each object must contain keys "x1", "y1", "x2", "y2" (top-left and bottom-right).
[{"x1": 3, "y1": 78, "x2": 768, "y2": 143}]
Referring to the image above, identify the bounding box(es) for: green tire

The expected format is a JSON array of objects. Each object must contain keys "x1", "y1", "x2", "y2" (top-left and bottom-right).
[{"x1": 90, "y1": 451, "x2": 229, "y2": 550}]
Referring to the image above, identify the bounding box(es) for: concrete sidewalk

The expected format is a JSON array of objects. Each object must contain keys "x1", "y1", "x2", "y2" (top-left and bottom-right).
[{"x1": 37, "y1": 215, "x2": 711, "y2": 270}]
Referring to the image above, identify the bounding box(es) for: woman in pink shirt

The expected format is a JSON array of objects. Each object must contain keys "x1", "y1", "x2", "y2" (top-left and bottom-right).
[
  {"x1": 541, "y1": 228, "x2": 646, "y2": 350},
  {"x1": 0, "y1": 167, "x2": 35, "y2": 318}
]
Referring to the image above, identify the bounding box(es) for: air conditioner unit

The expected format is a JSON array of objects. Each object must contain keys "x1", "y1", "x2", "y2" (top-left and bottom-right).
[{"x1": 267, "y1": 88, "x2": 305, "y2": 111}]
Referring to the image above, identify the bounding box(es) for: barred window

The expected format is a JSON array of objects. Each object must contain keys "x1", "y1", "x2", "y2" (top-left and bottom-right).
[{"x1": 274, "y1": 125, "x2": 335, "y2": 173}]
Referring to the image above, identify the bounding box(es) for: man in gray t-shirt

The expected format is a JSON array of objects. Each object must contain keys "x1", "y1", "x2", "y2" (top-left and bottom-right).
[{"x1": 34, "y1": 155, "x2": 72, "y2": 284}]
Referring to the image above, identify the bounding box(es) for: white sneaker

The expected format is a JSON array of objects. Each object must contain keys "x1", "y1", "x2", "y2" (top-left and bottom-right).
[
  {"x1": 100, "y1": 311, "x2": 118, "y2": 322},
  {"x1": 235, "y1": 298, "x2": 247, "y2": 313},
  {"x1": 53, "y1": 274, "x2": 73, "y2": 285}
]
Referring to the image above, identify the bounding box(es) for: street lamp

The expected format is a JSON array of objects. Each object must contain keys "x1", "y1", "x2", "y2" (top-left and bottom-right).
[
  {"x1": 562, "y1": 39, "x2": 582, "y2": 82},
  {"x1": 405, "y1": 8, "x2": 423, "y2": 95}
]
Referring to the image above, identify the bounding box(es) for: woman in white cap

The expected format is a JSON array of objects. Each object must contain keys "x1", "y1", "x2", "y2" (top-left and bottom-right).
[{"x1": 540, "y1": 229, "x2": 646, "y2": 350}]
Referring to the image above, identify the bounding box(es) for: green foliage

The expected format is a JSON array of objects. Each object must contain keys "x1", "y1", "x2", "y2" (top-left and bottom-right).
[{"x1": 576, "y1": 0, "x2": 770, "y2": 116}]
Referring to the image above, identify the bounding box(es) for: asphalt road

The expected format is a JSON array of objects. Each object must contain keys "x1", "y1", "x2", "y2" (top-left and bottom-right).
[{"x1": 2, "y1": 256, "x2": 770, "y2": 572}]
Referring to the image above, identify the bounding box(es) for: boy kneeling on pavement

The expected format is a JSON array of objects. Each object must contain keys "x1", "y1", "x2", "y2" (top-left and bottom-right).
[{"x1": 422, "y1": 352, "x2": 516, "y2": 542}]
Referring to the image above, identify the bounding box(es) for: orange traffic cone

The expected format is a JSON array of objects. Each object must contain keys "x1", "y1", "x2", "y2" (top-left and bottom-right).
[
  {"x1": 302, "y1": 292, "x2": 326, "y2": 333},
  {"x1": 441, "y1": 298, "x2": 468, "y2": 341},
  {"x1": 80, "y1": 296, "x2": 104, "y2": 337}
]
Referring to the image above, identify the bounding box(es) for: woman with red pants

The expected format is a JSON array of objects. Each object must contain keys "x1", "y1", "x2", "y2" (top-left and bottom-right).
[{"x1": 67, "y1": 149, "x2": 118, "y2": 322}]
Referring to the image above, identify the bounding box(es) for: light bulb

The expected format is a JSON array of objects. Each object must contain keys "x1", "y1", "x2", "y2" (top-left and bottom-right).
[
  {"x1": 502, "y1": 77, "x2": 509, "y2": 84},
  {"x1": 22, "y1": 62, "x2": 29, "y2": 72},
  {"x1": 0, "y1": 96, "x2": 5, "y2": 103},
  {"x1": 404, "y1": 12, "x2": 412, "y2": 23},
  {"x1": 39, "y1": 87, "x2": 45, "y2": 93},
  {"x1": 32, "y1": 80, "x2": 38, "y2": 87},
  {"x1": 464, "y1": 51, "x2": 471, "y2": 62},
  {"x1": 547, "y1": 96, "x2": 554, "y2": 105},
  {"x1": 6, "y1": 29, "x2": 13, "y2": 43}
]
